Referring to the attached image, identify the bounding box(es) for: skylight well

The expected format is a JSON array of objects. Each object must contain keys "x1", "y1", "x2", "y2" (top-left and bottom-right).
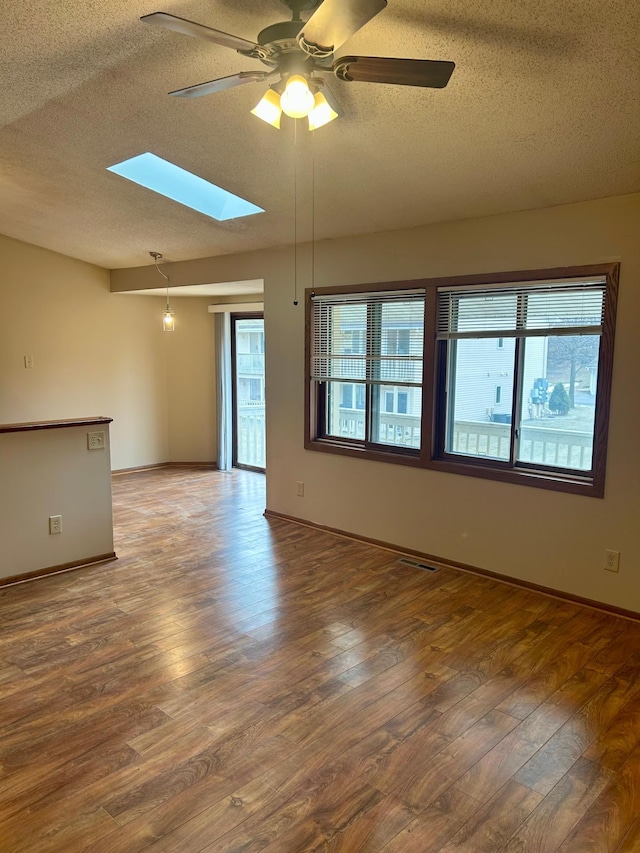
[{"x1": 107, "y1": 153, "x2": 264, "y2": 221}]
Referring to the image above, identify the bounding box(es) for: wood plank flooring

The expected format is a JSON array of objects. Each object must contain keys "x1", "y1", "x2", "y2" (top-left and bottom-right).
[{"x1": 1, "y1": 466, "x2": 640, "y2": 851}]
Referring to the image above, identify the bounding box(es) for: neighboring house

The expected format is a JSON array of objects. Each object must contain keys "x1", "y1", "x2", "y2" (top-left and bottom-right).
[
  {"x1": 330, "y1": 304, "x2": 423, "y2": 446},
  {"x1": 452, "y1": 335, "x2": 547, "y2": 423},
  {"x1": 235, "y1": 319, "x2": 265, "y2": 405},
  {"x1": 332, "y1": 303, "x2": 549, "y2": 440}
]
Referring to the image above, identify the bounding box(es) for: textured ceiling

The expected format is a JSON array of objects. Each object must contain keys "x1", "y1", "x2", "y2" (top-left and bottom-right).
[{"x1": 0, "y1": 0, "x2": 638, "y2": 270}]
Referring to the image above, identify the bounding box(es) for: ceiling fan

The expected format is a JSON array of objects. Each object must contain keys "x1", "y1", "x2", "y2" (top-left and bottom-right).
[{"x1": 141, "y1": 0, "x2": 455, "y2": 130}]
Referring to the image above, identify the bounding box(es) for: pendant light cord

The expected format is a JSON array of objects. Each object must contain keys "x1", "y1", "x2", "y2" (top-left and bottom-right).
[
  {"x1": 151, "y1": 251, "x2": 171, "y2": 313},
  {"x1": 292, "y1": 120, "x2": 315, "y2": 304},
  {"x1": 151, "y1": 251, "x2": 169, "y2": 283}
]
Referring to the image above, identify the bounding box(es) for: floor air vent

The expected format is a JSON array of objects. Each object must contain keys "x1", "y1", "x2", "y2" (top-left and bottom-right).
[{"x1": 398, "y1": 557, "x2": 440, "y2": 572}]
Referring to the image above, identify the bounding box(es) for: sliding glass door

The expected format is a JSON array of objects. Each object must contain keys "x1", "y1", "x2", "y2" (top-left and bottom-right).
[{"x1": 231, "y1": 314, "x2": 266, "y2": 471}]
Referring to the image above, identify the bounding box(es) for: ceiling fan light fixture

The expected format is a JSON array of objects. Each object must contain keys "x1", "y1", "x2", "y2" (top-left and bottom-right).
[
  {"x1": 251, "y1": 88, "x2": 282, "y2": 128},
  {"x1": 308, "y1": 90, "x2": 339, "y2": 130},
  {"x1": 280, "y1": 74, "x2": 315, "y2": 118}
]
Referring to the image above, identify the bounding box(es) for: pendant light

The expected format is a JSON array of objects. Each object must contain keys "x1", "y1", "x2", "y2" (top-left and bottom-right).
[
  {"x1": 150, "y1": 251, "x2": 175, "y2": 331},
  {"x1": 162, "y1": 297, "x2": 175, "y2": 332}
]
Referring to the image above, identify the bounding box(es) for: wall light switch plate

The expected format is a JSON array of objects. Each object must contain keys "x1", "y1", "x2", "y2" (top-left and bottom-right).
[{"x1": 24, "y1": 355, "x2": 34, "y2": 369}]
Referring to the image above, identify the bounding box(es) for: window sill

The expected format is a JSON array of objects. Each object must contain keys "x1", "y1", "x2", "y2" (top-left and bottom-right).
[
  {"x1": 304, "y1": 438, "x2": 602, "y2": 496},
  {"x1": 305, "y1": 437, "x2": 422, "y2": 468},
  {"x1": 426, "y1": 457, "x2": 603, "y2": 498}
]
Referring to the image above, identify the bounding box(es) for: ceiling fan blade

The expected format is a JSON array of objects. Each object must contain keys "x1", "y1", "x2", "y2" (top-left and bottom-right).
[
  {"x1": 333, "y1": 56, "x2": 455, "y2": 88},
  {"x1": 298, "y1": 0, "x2": 387, "y2": 58},
  {"x1": 170, "y1": 71, "x2": 269, "y2": 99},
  {"x1": 141, "y1": 12, "x2": 262, "y2": 54}
]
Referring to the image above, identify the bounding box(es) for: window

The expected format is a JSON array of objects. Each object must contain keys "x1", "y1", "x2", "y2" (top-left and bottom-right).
[
  {"x1": 308, "y1": 288, "x2": 425, "y2": 454},
  {"x1": 306, "y1": 264, "x2": 618, "y2": 496},
  {"x1": 434, "y1": 266, "x2": 619, "y2": 495},
  {"x1": 249, "y1": 378, "x2": 263, "y2": 402},
  {"x1": 386, "y1": 328, "x2": 411, "y2": 356},
  {"x1": 345, "y1": 330, "x2": 365, "y2": 354},
  {"x1": 236, "y1": 321, "x2": 265, "y2": 375},
  {"x1": 340, "y1": 384, "x2": 353, "y2": 409}
]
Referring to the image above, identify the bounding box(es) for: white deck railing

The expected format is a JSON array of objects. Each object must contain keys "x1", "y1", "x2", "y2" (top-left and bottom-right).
[
  {"x1": 452, "y1": 420, "x2": 593, "y2": 469},
  {"x1": 337, "y1": 411, "x2": 421, "y2": 448},
  {"x1": 335, "y1": 411, "x2": 593, "y2": 469},
  {"x1": 239, "y1": 404, "x2": 593, "y2": 471},
  {"x1": 237, "y1": 402, "x2": 265, "y2": 468}
]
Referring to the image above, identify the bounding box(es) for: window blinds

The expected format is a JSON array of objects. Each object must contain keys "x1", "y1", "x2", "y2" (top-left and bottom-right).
[
  {"x1": 310, "y1": 290, "x2": 425, "y2": 386},
  {"x1": 436, "y1": 278, "x2": 607, "y2": 341}
]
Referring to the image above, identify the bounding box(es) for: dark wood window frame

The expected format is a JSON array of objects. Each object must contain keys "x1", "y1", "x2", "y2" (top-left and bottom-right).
[{"x1": 305, "y1": 263, "x2": 619, "y2": 497}]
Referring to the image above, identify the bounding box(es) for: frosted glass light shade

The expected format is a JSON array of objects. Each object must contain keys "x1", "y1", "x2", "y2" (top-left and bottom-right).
[
  {"x1": 162, "y1": 308, "x2": 175, "y2": 332},
  {"x1": 280, "y1": 75, "x2": 314, "y2": 118},
  {"x1": 251, "y1": 89, "x2": 282, "y2": 128},
  {"x1": 308, "y1": 91, "x2": 339, "y2": 130}
]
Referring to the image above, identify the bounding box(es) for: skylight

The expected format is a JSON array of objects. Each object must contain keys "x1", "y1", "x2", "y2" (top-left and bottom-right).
[{"x1": 107, "y1": 152, "x2": 264, "y2": 221}]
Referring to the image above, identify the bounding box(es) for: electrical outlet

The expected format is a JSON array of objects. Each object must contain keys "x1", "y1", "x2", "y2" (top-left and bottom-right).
[
  {"x1": 604, "y1": 549, "x2": 620, "y2": 572},
  {"x1": 49, "y1": 515, "x2": 62, "y2": 535},
  {"x1": 87, "y1": 431, "x2": 106, "y2": 450},
  {"x1": 296, "y1": 481, "x2": 304, "y2": 497}
]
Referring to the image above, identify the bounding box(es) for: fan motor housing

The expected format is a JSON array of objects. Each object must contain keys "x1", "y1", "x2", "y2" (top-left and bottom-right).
[
  {"x1": 257, "y1": 20, "x2": 303, "y2": 46},
  {"x1": 280, "y1": 0, "x2": 322, "y2": 17}
]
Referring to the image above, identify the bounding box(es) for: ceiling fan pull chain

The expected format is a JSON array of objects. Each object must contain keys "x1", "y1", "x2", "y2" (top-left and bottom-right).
[
  {"x1": 311, "y1": 126, "x2": 315, "y2": 295},
  {"x1": 293, "y1": 119, "x2": 299, "y2": 306}
]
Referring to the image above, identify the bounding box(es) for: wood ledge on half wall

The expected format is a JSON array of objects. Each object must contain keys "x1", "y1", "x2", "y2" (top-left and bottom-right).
[{"x1": 0, "y1": 416, "x2": 113, "y2": 434}]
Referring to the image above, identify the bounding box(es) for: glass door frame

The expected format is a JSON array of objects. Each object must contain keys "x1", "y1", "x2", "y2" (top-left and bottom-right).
[{"x1": 231, "y1": 312, "x2": 266, "y2": 473}]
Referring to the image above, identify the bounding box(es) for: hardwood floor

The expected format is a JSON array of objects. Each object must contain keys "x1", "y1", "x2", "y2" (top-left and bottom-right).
[{"x1": 2, "y1": 467, "x2": 640, "y2": 852}]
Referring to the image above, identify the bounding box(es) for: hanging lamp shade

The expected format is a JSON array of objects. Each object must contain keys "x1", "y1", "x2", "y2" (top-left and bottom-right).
[{"x1": 162, "y1": 304, "x2": 175, "y2": 332}]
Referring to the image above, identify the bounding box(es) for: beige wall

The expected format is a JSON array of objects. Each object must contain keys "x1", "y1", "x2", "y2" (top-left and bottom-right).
[
  {"x1": 113, "y1": 192, "x2": 640, "y2": 612},
  {"x1": 0, "y1": 424, "x2": 114, "y2": 579},
  {"x1": 166, "y1": 298, "x2": 216, "y2": 463},
  {"x1": 269, "y1": 193, "x2": 639, "y2": 612},
  {"x1": 0, "y1": 234, "x2": 220, "y2": 469}
]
